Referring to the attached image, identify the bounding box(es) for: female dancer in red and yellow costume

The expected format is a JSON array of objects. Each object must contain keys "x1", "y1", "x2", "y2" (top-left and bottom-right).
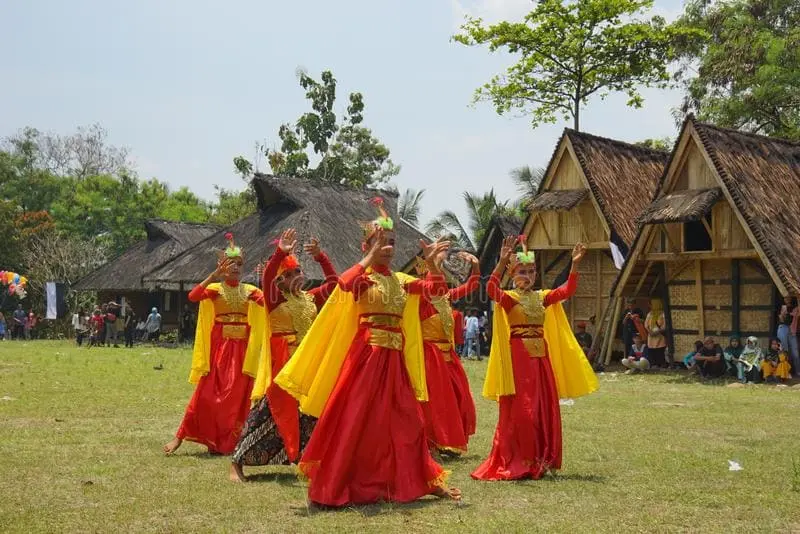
[
  {"x1": 472, "y1": 236, "x2": 597, "y2": 481},
  {"x1": 417, "y1": 252, "x2": 479, "y2": 456},
  {"x1": 276, "y1": 199, "x2": 461, "y2": 506},
  {"x1": 164, "y1": 233, "x2": 267, "y2": 455},
  {"x1": 230, "y1": 229, "x2": 338, "y2": 481}
]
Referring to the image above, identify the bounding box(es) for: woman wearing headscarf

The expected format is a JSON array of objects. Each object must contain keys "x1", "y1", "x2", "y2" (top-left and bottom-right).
[{"x1": 644, "y1": 298, "x2": 667, "y2": 368}]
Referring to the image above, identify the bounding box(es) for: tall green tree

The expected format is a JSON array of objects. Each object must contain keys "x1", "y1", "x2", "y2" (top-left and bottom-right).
[
  {"x1": 510, "y1": 165, "x2": 545, "y2": 206},
  {"x1": 453, "y1": 0, "x2": 703, "y2": 131},
  {"x1": 397, "y1": 188, "x2": 425, "y2": 227},
  {"x1": 674, "y1": 0, "x2": 800, "y2": 139},
  {"x1": 209, "y1": 186, "x2": 256, "y2": 225},
  {"x1": 427, "y1": 190, "x2": 515, "y2": 250},
  {"x1": 235, "y1": 70, "x2": 400, "y2": 188},
  {"x1": 634, "y1": 138, "x2": 672, "y2": 151}
]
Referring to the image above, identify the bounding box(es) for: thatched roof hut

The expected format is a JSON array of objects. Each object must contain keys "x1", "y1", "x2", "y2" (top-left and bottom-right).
[
  {"x1": 74, "y1": 220, "x2": 219, "y2": 292},
  {"x1": 143, "y1": 174, "x2": 430, "y2": 289},
  {"x1": 521, "y1": 129, "x2": 668, "y2": 341},
  {"x1": 602, "y1": 116, "x2": 800, "y2": 363}
]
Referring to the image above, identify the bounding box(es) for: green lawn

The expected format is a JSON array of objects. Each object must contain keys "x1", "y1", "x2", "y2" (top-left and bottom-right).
[{"x1": 1, "y1": 341, "x2": 799, "y2": 533}]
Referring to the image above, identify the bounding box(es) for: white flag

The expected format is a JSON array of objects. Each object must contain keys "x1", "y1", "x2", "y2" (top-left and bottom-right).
[
  {"x1": 45, "y1": 282, "x2": 57, "y2": 320},
  {"x1": 610, "y1": 241, "x2": 626, "y2": 270}
]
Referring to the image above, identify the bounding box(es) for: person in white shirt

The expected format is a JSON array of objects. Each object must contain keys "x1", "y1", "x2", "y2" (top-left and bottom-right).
[{"x1": 465, "y1": 310, "x2": 481, "y2": 360}]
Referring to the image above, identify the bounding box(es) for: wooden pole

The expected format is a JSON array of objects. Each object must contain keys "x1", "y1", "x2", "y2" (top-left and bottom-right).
[
  {"x1": 605, "y1": 296, "x2": 624, "y2": 365},
  {"x1": 591, "y1": 298, "x2": 614, "y2": 367},
  {"x1": 695, "y1": 260, "x2": 705, "y2": 337},
  {"x1": 731, "y1": 260, "x2": 740, "y2": 336},
  {"x1": 633, "y1": 261, "x2": 654, "y2": 296}
]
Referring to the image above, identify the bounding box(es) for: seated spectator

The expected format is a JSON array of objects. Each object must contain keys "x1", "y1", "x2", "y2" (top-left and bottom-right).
[
  {"x1": 723, "y1": 336, "x2": 743, "y2": 378},
  {"x1": 689, "y1": 337, "x2": 725, "y2": 379},
  {"x1": 574, "y1": 321, "x2": 592, "y2": 354},
  {"x1": 736, "y1": 336, "x2": 763, "y2": 384},
  {"x1": 682, "y1": 340, "x2": 703, "y2": 369},
  {"x1": 761, "y1": 338, "x2": 791, "y2": 383},
  {"x1": 621, "y1": 333, "x2": 649, "y2": 373}
]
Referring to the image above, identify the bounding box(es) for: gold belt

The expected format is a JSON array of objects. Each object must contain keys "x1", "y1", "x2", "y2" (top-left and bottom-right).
[
  {"x1": 510, "y1": 325, "x2": 544, "y2": 338},
  {"x1": 367, "y1": 327, "x2": 403, "y2": 350},
  {"x1": 272, "y1": 331, "x2": 298, "y2": 346},
  {"x1": 219, "y1": 323, "x2": 248, "y2": 340},
  {"x1": 360, "y1": 314, "x2": 402, "y2": 327}
]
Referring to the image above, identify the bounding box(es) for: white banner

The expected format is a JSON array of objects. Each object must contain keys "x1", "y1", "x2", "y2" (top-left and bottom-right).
[{"x1": 45, "y1": 282, "x2": 57, "y2": 320}]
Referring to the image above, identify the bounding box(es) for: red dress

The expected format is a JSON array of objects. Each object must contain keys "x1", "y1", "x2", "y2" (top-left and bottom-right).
[
  {"x1": 472, "y1": 273, "x2": 577, "y2": 481},
  {"x1": 419, "y1": 274, "x2": 478, "y2": 454},
  {"x1": 298, "y1": 264, "x2": 447, "y2": 506},
  {"x1": 176, "y1": 282, "x2": 264, "y2": 454},
  {"x1": 232, "y1": 248, "x2": 337, "y2": 466}
]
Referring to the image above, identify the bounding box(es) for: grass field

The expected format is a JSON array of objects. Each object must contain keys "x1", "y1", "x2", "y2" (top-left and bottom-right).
[{"x1": 1, "y1": 341, "x2": 800, "y2": 533}]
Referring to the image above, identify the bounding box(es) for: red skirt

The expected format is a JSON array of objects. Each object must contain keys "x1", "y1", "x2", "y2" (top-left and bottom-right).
[
  {"x1": 421, "y1": 342, "x2": 475, "y2": 453},
  {"x1": 299, "y1": 327, "x2": 446, "y2": 506},
  {"x1": 266, "y1": 336, "x2": 302, "y2": 461},
  {"x1": 176, "y1": 323, "x2": 254, "y2": 454},
  {"x1": 471, "y1": 338, "x2": 562, "y2": 481}
]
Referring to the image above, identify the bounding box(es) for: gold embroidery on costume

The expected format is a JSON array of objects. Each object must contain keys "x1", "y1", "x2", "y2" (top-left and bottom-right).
[
  {"x1": 430, "y1": 296, "x2": 454, "y2": 339},
  {"x1": 366, "y1": 272, "x2": 407, "y2": 315},
  {"x1": 281, "y1": 290, "x2": 317, "y2": 344},
  {"x1": 218, "y1": 282, "x2": 249, "y2": 311}
]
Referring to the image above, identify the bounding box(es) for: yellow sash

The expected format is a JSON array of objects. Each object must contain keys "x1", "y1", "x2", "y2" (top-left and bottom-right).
[
  {"x1": 189, "y1": 283, "x2": 269, "y2": 386},
  {"x1": 274, "y1": 271, "x2": 427, "y2": 417},
  {"x1": 483, "y1": 289, "x2": 598, "y2": 400}
]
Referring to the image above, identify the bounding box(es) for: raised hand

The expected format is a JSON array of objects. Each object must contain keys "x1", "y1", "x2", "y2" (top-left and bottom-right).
[
  {"x1": 278, "y1": 229, "x2": 297, "y2": 254},
  {"x1": 303, "y1": 237, "x2": 321, "y2": 257},
  {"x1": 214, "y1": 258, "x2": 233, "y2": 279},
  {"x1": 459, "y1": 251, "x2": 480, "y2": 275},
  {"x1": 362, "y1": 229, "x2": 388, "y2": 267},
  {"x1": 572, "y1": 242, "x2": 587, "y2": 264},
  {"x1": 499, "y1": 235, "x2": 517, "y2": 264}
]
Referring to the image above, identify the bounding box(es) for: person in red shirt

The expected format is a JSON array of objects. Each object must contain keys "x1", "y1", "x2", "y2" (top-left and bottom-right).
[
  {"x1": 453, "y1": 308, "x2": 465, "y2": 356},
  {"x1": 89, "y1": 309, "x2": 105, "y2": 347}
]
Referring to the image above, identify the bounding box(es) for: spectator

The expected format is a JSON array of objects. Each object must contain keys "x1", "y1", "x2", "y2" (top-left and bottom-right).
[
  {"x1": 478, "y1": 311, "x2": 489, "y2": 355},
  {"x1": 135, "y1": 317, "x2": 146, "y2": 341},
  {"x1": 574, "y1": 322, "x2": 592, "y2": 354},
  {"x1": 452, "y1": 308, "x2": 465, "y2": 358},
  {"x1": 621, "y1": 333, "x2": 649, "y2": 373},
  {"x1": 124, "y1": 307, "x2": 137, "y2": 348},
  {"x1": 621, "y1": 298, "x2": 644, "y2": 357},
  {"x1": 0, "y1": 312, "x2": 6, "y2": 341},
  {"x1": 689, "y1": 337, "x2": 725, "y2": 379},
  {"x1": 682, "y1": 340, "x2": 703, "y2": 369},
  {"x1": 12, "y1": 304, "x2": 26, "y2": 340},
  {"x1": 105, "y1": 302, "x2": 120, "y2": 348},
  {"x1": 777, "y1": 297, "x2": 799, "y2": 377},
  {"x1": 180, "y1": 305, "x2": 195, "y2": 344},
  {"x1": 24, "y1": 311, "x2": 36, "y2": 340},
  {"x1": 644, "y1": 298, "x2": 668, "y2": 367},
  {"x1": 89, "y1": 309, "x2": 105, "y2": 347},
  {"x1": 72, "y1": 309, "x2": 89, "y2": 346},
  {"x1": 465, "y1": 310, "x2": 480, "y2": 360},
  {"x1": 143, "y1": 307, "x2": 162, "y2": 342},
  {"x1": 723, "y1": 336, "x2": 743, "y2": 379},
  {"x1": 761, "y1": 338, "x2": 791, "y2": 383},
  {"x1": 736, "y1": 336, "x2": 763, "y2": 384}
]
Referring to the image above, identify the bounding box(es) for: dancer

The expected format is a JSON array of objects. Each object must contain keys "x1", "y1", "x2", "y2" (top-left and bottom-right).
[
  {"x1": 164, "y1": 233, "x2": 267, "y2": 455},
  {"x1": 275, "y1": 198, "x2": 461, "y2": 506},
  {"x1": 230, "y1": 229, "x2": 338, "y2": 482},
  {"x1": 472, "y1": 236, "x2": 598, "y2": 481},
  {"x1": 416, "y1": 252, "x2": 479, "y2": 457}
]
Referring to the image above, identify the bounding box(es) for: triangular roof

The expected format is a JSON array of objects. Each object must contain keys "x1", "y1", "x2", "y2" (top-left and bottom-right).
[
  {"x1": 613, "y1": 116, "x2": 800, "y2": 296},
  {"x1": 73, "y1": 220, "x2": 220, "y2": 291},
  {"x1": 526, "y1": 129, "x2": 668, "y2": 246},
  {"x1": 143, "y1": 175, "x2": 430, "y2": 287}
]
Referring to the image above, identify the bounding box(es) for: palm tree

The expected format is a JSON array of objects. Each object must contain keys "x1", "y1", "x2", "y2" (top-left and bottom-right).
[
  {"x1": 397, "y1": 188, "x2": 425, "y2": 228},
  {"x1": 509, "y1": 165, "x2": 545, "y2": 207},
  {"x1": 427, "y1": 189, "x2": 512, "y2": 250}
]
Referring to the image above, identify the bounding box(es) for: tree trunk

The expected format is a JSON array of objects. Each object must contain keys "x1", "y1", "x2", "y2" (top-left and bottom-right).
[{"x1": 573, "y1": 100, "x2": 580, "y2": 131}]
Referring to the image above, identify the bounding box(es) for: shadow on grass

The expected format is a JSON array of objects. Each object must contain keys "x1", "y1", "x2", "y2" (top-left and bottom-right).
[
  {"x1": 292, "y1": 496, "x2": 461, "y2": 518},
  {"x1": 539, "y1": 473, "x2": 606, "y2": 484},
  {"x1": 245, "y1": 471, "x2": 304, "y2": 486}
]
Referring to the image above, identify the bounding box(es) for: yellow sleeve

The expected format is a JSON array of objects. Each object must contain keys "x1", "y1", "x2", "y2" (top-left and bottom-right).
[
  {"x1": 188, "y1": 283, "x2": 218, "y2": 384},
  {"x1": 396, "y1": 272, "x2": 428, "y2": 402},
  {"x1": 482, "y1": 297, "x2": 515, "y2": 401}
]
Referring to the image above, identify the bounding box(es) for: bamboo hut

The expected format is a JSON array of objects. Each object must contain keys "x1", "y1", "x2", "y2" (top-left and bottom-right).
[
  {"x1": 521, "y1": 130, "x2": 667, "y2": 347},
  {"x1": 73, "y1": 220, "x2": 219, "y2": 325},
  {"x1": 143, "y1": 174, "x2": 429, "y2": 291},
  {"x1": 602, "y1": 116, "x2": 800, "y2": 363}
]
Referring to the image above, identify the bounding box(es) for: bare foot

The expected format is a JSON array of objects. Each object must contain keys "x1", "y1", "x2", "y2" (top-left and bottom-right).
[
  {"x1": 433, "y1": 486, "x2": 462, "y2": 501},
  {"x1": 163, "y1": 437, "x2": 183, "y2": 455},
  {"x1": 229, "y1": 462, "x2": 247, "y2": 483}
]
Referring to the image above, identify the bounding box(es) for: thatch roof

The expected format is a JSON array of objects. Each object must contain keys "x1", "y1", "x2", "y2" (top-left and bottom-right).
[
  {"x1": 692, "y1": 119, "x2": 800, "y2": 294},
  {"x1": 565, "y1": 130, "x2": 669, "y2": 245},
  {"x1": 638, "y1": 188, "x2": 722, "y2": 224},
  {"x1": 529, "y1": 189, "x2": 588, "y2": 212},
  {"x1": 143, "y1": 175, "x2": 430, "y2": 287},
  {"x1": 73, "y1": 220, "x2": 220, "y2": 291}
]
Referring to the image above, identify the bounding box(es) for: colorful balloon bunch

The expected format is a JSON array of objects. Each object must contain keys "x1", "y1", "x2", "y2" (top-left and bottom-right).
[{"x1": 0, "y1": 270, "x2": 28, "y2": 298}]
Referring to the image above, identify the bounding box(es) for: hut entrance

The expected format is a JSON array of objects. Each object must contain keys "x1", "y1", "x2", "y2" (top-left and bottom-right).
[{"x1": 684, "y1": 213, "x2": 713, "y2": 251}]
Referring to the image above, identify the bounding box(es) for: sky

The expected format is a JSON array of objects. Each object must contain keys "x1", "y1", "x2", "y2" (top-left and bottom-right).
[{"x1": 1, "y1": 0, "x2": 687, "y2": 231}]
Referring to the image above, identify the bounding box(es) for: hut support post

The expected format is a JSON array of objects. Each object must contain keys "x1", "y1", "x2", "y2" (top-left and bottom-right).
[
  {"x1": 731, "y1": 260, "x2": 740, "y2": 336},
  {"x1": 633, "y1": 261, "x2": 654, "y2": 296},
  {"x1": 695, "y1": 260, "x2": 705, "y2": 337},
  {"x1": 605, "y1": 296, "x2": 624, "y2": 365},
  {"x1": 595, "y1": 252, "x2": 603, "y2": 323},
  {"x1": 592, "y1": 298, "x2": 614, "y2": 366}
]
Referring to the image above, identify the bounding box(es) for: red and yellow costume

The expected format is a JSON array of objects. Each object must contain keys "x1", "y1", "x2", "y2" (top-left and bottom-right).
[
  {"x1": 419, "y1": 273, "x2": 479, "y2": 455},
  {"x1": 472, "y1": 273, "x2": 598, "y2": 480},
  {"x1": 232, "y1": 247, "x2": 337, "y2": 466},
  {"x1": 275, "y1": 263, "x2": 450, "y2": 506},
  {"x1": 176, "y1": 280, "x2": 266, "y2": 454}
]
